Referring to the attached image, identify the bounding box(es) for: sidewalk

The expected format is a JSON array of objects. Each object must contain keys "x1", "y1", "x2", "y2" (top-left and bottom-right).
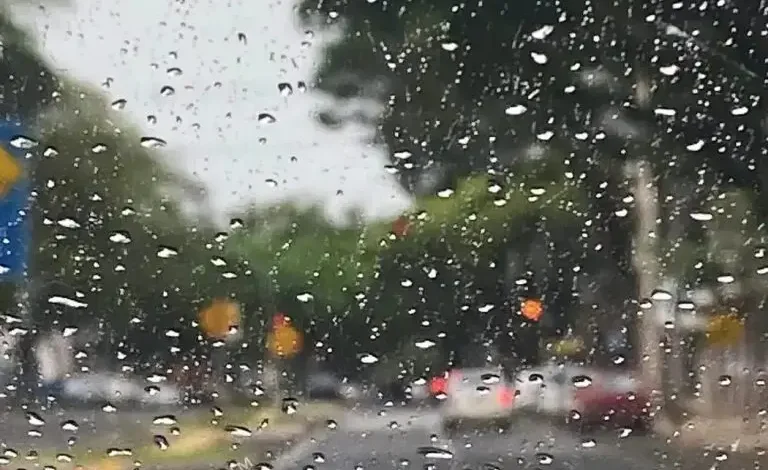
[
  {"x1": 655, "y1": 415, "x2": 767, "y2": 449},
  {"x1": 653, "y1": 415, "x2": 768, "y2": 469}
]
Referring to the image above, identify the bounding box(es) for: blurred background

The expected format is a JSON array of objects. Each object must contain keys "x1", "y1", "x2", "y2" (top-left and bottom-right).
[{"x1": 0, "y1": 0, "x2": 765, "y2": 467}]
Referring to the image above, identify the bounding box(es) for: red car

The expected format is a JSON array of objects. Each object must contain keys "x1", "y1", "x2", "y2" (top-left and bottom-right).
[{"x1": 570, "y1": 374, "x2": 652, "y2": 431}]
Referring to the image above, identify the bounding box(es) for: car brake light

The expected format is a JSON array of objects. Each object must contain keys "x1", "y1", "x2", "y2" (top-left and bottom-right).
[
  {"x1": 429, "y1": 376, "x2": 447, "y2": 395},
  {"x1": 498, "y1": 385, "x2": 515, "y2": 407}
]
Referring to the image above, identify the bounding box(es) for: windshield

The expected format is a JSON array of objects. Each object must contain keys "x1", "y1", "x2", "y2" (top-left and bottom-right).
[{"x1": 0, "y1": 0, "x2": 762, "y2": 469}]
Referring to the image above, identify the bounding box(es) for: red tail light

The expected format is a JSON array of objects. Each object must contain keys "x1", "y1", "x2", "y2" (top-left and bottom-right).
[
  {"x1": 429, "y1": 376, "x2": 447, "y2": 395},
  {"x1": 498, "y1": 385, "x2": 515, "y2": 407}
]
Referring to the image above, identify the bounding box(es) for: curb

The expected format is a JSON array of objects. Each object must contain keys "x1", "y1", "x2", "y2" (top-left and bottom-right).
[{"x1": 653, "y1": 415, "x2": 768, "y2": 455}]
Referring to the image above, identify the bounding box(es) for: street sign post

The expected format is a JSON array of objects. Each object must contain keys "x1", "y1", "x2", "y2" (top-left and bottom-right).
[{"x1": 0, "y1": 122, "x2": 30, "y2": 280}]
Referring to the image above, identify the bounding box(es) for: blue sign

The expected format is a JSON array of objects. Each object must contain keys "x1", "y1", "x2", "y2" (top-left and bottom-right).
[{"x1": 0, "y1": 122, "x2": 30, "y2": 280}]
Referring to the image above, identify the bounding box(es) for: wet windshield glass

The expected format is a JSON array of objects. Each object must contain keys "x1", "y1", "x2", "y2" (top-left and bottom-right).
[{"x1": 0, "y1": 0, "x2": 765, "y2": 469}]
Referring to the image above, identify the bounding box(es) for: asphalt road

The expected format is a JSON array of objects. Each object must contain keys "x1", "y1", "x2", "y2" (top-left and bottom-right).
[
  {"x1": 269, "y1": 408, "x2": 766, "y2": 470},
  {"x1": 3, "y1": 404, "x2": 766, "y2": 470}
]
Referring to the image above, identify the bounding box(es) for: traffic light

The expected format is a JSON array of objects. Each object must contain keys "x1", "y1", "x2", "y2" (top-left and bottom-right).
[
  {"x1": 520, "y1": 298, "x2": 543, "y2": 321},
  {"x1": 198, "y1": 298, "x2": 240, "y2": 339},
  {"x1": 272, "y1": 313, "x2": 289, "y2": 329}
]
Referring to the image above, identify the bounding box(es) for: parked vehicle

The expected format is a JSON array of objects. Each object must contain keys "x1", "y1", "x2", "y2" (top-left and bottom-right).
[
  {"x1": 62, "y1": 372, "x2": 181, "y2": 406},
  {"x1": 307, "y1": 371, "x2": 362, "y2": 401},
  {"x1": 569, "y1": 373, "x2": 651, "y2": 431},
  {"x1": 513, "y1": 363, "x2": 651, "y2": 431},
  {"x1": 440, "y1": 366, "x2": 517, "y2": 434}
]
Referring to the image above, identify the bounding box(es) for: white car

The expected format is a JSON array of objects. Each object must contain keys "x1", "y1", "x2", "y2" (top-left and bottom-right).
[
  {"x1": 513, "y1": 364, "x2": 600, "y2": 416},
  {"x1": 440, "y1": 366, "x2": 516, "y2": 433}
]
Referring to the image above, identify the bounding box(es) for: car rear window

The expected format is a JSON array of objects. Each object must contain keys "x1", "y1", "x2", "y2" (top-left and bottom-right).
[{"x1": 449, "y1": 368, "x2": 507, "y2": 392}]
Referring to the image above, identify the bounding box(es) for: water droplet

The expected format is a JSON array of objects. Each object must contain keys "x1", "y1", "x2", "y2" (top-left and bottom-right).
[
  {"x1": 415, "y1": 339, "x2": 436, "y2": 349},
  {"x1": 481, "y1": 373, "x2": 501, "y2": 384},
  {"x1": 278, "y1": 83, "x2": 293, "y2": 96},
  {"x1": 109, "y1": 231, "x2": 132, "y2": 244},
  {"x1": 296, "y1": 292, "x2": 314, "y2": 302},
  {"x1": 360, "y1": 353, "x2": 379, "y2": 364},
  {"x1": 91, "y1": 143, "x2": 108, "y2": 153},
  {"x1": 312, "y1": 452, "x2": 326, "y2": 464},
  {"x1": 226, "y1": 425, "x2": 253, "y2": 437},
  {"x1": 160, "y1": 85, "x2": 175, "y2": 97},
  {"x1": 154, "y1": 435, "x2": 169, "y2": 450},
  {"x1": 61, "y1": 420, "x2": 79, "y2": 432},
  {"x1": 152, "y1": 415, "x2": 177, "y2": 426},
  {"x1": 651, "y1": 289, "x2": 673, "y2": 301},
  {"x1": 140, "y1": 137, "x2": 167, "y2": 149},
  {"x1": 528, "y1": 373, "x2": 544, "y2": 384},
  {"x1": 167, "y1": 67, "x2": 183, "y2": 77},
  {"x1": 505, "y1": 104, "x2": 527, "y2": 116},
  {"x1": 9, "y1": 135, "x2": 38, "y2": 149},
  {"x1": 581, "y1": 438, "x2": 596, "y2": 448},
  {"x1": 536, "y1": 453, "x2": 554, "y2": 465},
  {"x1": 441, "y1": 42, "x2": 458, "y2": 51},
  {"x1": 111, "y1": 99, "x2": 127, "y2": 110},
  {"x1": 57, "y1": 218, "x2": 81, "y2": 229},
  {"x1": 690, "y1": 212, "x2": 713, "y2": 221},
  {"x1": 659, "y1": 64, "x2": 679, "y2": 76},
  {"x1": 572, "y1": 375, "x2": 593, "y2": 389},
  {"x1": 258, "y1": 113, "x2": 276, "y2": 124},
  {"x1": 237, "y1": 32, "x2": 248, "y2": 44},
  {"x1": 106, "y1": 448, "x2": 132, "y2": 457},
  {"x1": 26, "y1": 412, "x2": 45, "y2": 426},
  {"x1": 157, "y1": 246, "x2": 178, "y2": 258},
  {"x1": 531, "y1": 25, "x2": 554, "y2": 39}
]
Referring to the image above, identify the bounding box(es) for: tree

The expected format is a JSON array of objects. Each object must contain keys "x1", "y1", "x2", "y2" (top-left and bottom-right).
[
  {"x1": 298, "y1": 0, "x2": 768, "y2": 396},
  {"x1": 0, "y1": 4, "x2": 241, "y2": 376}
]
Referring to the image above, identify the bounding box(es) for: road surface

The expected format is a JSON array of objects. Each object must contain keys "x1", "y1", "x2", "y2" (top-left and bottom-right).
[
  {"x1": 2, "y1": 404, "x2": 765, "y2": 470},
  {"x1": 270, "y1": 407, "x2": 764, "y2": 470}
]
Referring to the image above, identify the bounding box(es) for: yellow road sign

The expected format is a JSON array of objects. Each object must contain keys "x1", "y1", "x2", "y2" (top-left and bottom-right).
[
  {"x1": 198, "y1": 299, "x2": 240, "y2": 339},
  {"x1": 267, "y1": 324, "x2": 303, "y2": 358},
  {"x1": 0, "y1": 145, "x2": 21, "y2": 197},
  {"x1": 553, "y1": 337, "x2": 585, "y2": 356},
  {"x1": 707, "y1": 313, "x2": 744, "y2": 347}
]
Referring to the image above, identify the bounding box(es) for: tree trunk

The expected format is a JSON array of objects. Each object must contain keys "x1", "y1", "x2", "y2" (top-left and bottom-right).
[{"x1": 626, "y1": 160, "x2": 664, "y2": 408}]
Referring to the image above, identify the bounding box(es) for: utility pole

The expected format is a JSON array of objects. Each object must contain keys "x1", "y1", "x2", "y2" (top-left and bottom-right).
[{"x1": 626, "y1": 160, "x2": 663, "y2": 402}]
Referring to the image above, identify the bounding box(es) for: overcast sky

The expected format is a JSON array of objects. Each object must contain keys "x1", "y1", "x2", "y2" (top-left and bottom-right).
[{"x1": 10, "y1": 0, "x2": 410, "y2": 224}]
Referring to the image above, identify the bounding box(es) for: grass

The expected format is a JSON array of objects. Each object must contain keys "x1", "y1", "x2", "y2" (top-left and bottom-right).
[{"x1": 24, "y1": 401, "x2": 344, "y2": 470}]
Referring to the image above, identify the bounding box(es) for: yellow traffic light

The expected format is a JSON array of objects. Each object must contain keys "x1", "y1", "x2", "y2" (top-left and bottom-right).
[
  {"x1": 267, "y1": 323, "x2": 303, "y2": 358},
  {"x1": 521, "y1": 298, "x2": 543, "y2": 321},
  {"x1": 198, "y1": 298, "x2": 240, "y2": 340}
]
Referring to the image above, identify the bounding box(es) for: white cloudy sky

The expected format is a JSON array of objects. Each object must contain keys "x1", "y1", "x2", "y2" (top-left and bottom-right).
[{"x1": 10, "y1": 0, "x2": 410, "y2": 224}]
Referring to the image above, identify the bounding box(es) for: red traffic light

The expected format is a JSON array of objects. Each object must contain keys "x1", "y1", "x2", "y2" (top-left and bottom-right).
[
  {"x1": 392, "y1": 215, "x2": 411, "y2": 237},
  {"x1": 272, "y1": 313, "x2": 289, "y2": 329}
]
